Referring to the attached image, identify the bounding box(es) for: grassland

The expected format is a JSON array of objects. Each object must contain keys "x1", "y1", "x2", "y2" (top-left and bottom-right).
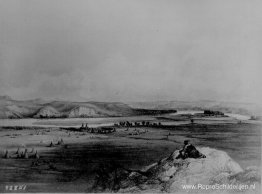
[{"x1": 0, "y1": 119, "x2": 260, "y2": 192}]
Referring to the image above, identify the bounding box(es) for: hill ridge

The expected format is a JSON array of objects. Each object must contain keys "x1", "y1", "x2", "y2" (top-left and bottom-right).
[{"x1": 0, "y1": 97, "x2": 177, "y2": 119}]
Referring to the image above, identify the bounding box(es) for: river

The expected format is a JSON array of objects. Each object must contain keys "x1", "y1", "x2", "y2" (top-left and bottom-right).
[{"x1": 0, "y1": 111, "x2": 252, "y2": 128}]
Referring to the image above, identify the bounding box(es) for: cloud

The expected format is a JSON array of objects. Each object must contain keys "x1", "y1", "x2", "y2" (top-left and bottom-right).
[{"x1": 0, "y1": 0, "x2": 261, "y2": 103}]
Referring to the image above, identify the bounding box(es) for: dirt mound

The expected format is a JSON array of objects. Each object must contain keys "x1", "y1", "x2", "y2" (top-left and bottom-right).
[{"x1": 92, "y1": 147, "x2": 260, "y2": 193}]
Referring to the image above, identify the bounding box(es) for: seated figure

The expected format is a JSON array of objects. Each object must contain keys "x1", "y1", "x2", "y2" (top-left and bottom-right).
[{"x1": 176, "y1": 140, "x2": 206, "y2": 159}]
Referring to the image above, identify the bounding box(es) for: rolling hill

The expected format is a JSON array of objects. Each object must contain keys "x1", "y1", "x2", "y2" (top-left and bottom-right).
[
  {"x1": 128, "y1": 100, "x2": 262, "y2": 117},
  {"x1": 1, "y1": 96, "x2": 260, "y2": 119},
  {"x1": 0, "y1": 96, "x2": 177, "y2": 119}
]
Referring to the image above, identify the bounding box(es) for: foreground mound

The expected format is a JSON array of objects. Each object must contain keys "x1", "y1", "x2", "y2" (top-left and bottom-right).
[{"x1": 92, "y1": 147, "x2": 261, "y2": 193}]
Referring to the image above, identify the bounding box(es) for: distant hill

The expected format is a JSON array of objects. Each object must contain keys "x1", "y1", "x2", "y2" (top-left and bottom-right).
[
  {"x1": 2, "y1": 96, "x2": 259, "y2": 119},
  {"x1": 127, "y1": 100, "x2": 262, "y2": 116},
  {"x1": 0, "y1": 96, "x2": 176, "y2": 119}
]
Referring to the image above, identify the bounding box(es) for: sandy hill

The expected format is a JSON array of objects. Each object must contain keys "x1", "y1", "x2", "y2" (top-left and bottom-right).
[
  {"x1": 0, "y1": 96, "x2": 42, "y2": 119},
  {"x1": 33, "y1": 106, "x2": 61, "y2": 118},
  {"x1": 0, "y1": 96, "x2": 176, "y2": 119}
]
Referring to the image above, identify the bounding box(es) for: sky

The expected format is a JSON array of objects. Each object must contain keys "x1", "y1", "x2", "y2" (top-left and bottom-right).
[{"x1": 0, "y1": 0, "x2": 261, "y2": 103}]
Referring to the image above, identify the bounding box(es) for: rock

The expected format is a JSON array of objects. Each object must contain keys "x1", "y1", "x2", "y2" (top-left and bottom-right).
[{"x1": 110, "y1": 147, "x2": 260, "y2": 193}]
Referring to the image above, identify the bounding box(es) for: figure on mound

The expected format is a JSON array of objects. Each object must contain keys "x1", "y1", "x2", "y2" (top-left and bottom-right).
[{"x1": 176, "y1": 140, "x2": 206, "y2": 159}]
